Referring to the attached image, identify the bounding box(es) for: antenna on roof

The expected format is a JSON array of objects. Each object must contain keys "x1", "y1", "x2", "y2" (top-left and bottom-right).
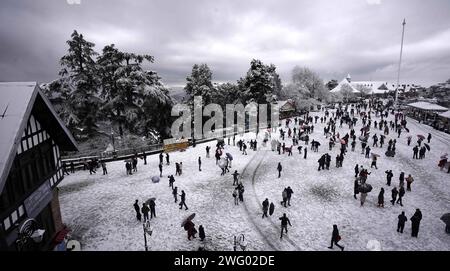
[{"x1": 1, "y1": 103, "x2": 9, "y2": 119}]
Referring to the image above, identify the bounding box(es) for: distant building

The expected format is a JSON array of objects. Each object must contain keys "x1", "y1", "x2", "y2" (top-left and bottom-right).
[
  {"x1": 329, "y1": 74, "x2": 422, "y2": 97},
  {"x1": 0, "y1": 82, "x2": 78, "y2": 251}
]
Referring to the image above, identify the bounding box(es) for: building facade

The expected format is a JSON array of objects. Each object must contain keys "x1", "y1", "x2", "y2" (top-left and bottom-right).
[{"x1": 0, "y1": 82, "x2": 78, "y2": 251}]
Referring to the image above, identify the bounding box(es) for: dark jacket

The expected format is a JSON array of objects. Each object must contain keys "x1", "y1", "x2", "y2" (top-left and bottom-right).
[{"x1": 279, "y1": 216, "x2": 291, "y2": 226}]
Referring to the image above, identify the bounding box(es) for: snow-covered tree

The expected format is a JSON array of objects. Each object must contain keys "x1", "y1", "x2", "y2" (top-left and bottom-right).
[
  {"x1": 326, "y1": 79, "x2": 339, "y2": 90},
  {"x1": 291, "y1": 66, "x2": 329, "y2": 101},
  {"x1": 212, "y1": 82, "x2": 241, "y2": 107},
  {"x1": 184, "y1": 64, "x2": 215, "y2": 106},
  {"x1": 355, "y1": 84, "x2": 372, "y2": 96},
  {"x1": 59, "y1": 30, "x2": 101, "y2": 137},
  {"x1": 239, "y1": 59, "x2": 277, "y2": 104}
]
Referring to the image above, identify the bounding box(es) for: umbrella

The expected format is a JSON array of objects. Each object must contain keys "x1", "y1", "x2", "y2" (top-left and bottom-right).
[
  {"x1": 424, "y1": 143, "x2": 430, "y2": 151},
  {"x1": 316, "y1": 142, "x2": 321, "y2": 146},
  {"x1": 441, "y1": 213, "x2": 450, "y2": 226},
  {"x1": 146, "y1": 197, "x2": 156, "y2": 205},
  {"x1": 417, "y1": 134, "x2": 425, "y2": 139},
  {"x1": 151, "y1": 176, "x2": 160, "y2": 183},
  {"x1": 385, "y1": 150, "x2": 395, "y2": 157},
  {"x1": 181, "y1": 213, "x2": 196, "y2": 227},
  {"x1": 359, "y1": 136, "x2": 368, "y2": 142},
  {"x1": 371, "y1": 153, "x2": 380, "y2": 158},
  {"x1": 226, "y1": 153, "x2": 233, "y2": 160},
  {"x1": 358, "y1": 183, "x2": 373, "y2": 193}
]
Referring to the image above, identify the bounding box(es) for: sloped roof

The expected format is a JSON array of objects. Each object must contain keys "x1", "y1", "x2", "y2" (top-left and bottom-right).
[
  {"x1": 330, "y1": 78, "x2": 360, "y2": 93},
  {"x1": 438, "y1": 110, "x2": 450, "y2": 119},
  {"x1": 352, "y1": 81, "x2": 389, "y2": 94},
  {"x1": 407, "y1": 101, "x2": 448, "y2": 111},
  {"x1": 0, "y1": 82, "x2": 78, "y2": 193}
]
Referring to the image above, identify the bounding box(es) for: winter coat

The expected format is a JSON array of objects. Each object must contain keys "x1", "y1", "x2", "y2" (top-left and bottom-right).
[
  {"x1": 378, "y1": 190, "x2": 384, "y2": 204},
  {"x1": 199, "y1": 226, "x2": 205, "y2": 240},
  {"x1": 279, "y1": 216, "x2": 291, "y2": 226},
  {"x1": 398, "y1": 214, "x2": 407, "y2": 225}
]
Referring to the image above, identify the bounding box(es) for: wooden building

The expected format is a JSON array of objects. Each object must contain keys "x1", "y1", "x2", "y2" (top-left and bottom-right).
[{"x1": 0, "y1": 82, "x2": 78, "y2": 250}]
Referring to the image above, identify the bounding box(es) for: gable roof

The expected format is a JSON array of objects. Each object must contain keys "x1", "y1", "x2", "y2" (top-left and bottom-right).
[
  {"x1": 0, "y1": 82, "x2": 78, "y2": 193},
  {"x1": 330, "y1": 78, "x2": 360, "y2": 93},
  {"x1": 439, "y1": 110, "x2": 450, "y2": 119},
  {"x1": 352, "y1": 81, "x2": 389, "y2": 94}
]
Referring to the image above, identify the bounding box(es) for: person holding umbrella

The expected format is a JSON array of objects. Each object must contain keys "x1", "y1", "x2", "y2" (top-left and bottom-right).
[
  {"x1": 410, "y1": 209, "x2": 422, "y2": 238},
  {"x1": 328, "y1": 225, "x2": 344, "y2": 251}
]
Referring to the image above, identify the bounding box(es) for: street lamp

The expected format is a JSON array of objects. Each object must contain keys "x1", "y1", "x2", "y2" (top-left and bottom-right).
[
  {"x1": 143, "y1": 221, "x2": 153, "y2": 251},
  {"x1": 15, "y1": 218, "x2": 45, "y2": 251}
]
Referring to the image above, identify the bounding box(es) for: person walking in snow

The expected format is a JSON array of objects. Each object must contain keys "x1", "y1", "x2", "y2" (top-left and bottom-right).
[
  {"x1": 179, "y1": 190, "x2": 188, "y2": 210},
  {"x1": 168, "y1": 175, "x2": 175, "y2": 188},
  {"x1": 406, "y1": 174, "x2": 414, "y2": 191},
  {"x1": 397, "y1": 211, "x2": 407, "y2": 233},
  {"x1": 159, "y1": 152, "x2": 164, "y2": 165},
  {"x1": 385, "y1": 170, "x2": 393, "y2": 186},
  {"x1": 133, "y1": 200, "x2": 141, "y2": 221},
  {"x1": 410, "y1": 208, "x2": 422, "y2": 237},
  {"x1": 175, "y1": 162, "x2": 180, "y2": 176},
  {"x1": 149, "y1": 199, "x2": 156, "y2": 219},
  {"x1": 158, "y1": 163, "x2": 163, "y2": 177},
  {"x1": 360, "y1": 191, "x2": 367, "y2": 206},
  {"x1": 365, "y1": 146, "x2": 371, "y2": 158},
  {"x1": 141, "y1": 203, "x2": 150, "y2": 222},
  {"x1": 427, "y1": 133, "x2": 432, "y2": 143},
  {"x1": 279, "y1": 213, "x2": 292, "y2": 239},
  {"x1": 328, "y1": 225, "x2": 344, "y2": 251},
  {"x1": 262, "y1": 198, "x2": 269, "y2": 218},
  {"x1": 391, "y1": 187, "x2": 398, "y2": 205},
  {"x1": 304, "y1": 148, "x2": 308, "y2": 159},
  {"x1": 396, "y1": 185, "x2": 405, "y2": 206},
  {"x1": 238, "y1": 183, "x2": 245, "y2": 202},
  {"x1": 354, "y1": 178, "x2": 360, "y2": 199},
  {"x1": 173, "y1": 186, "x2": 178, "y2": 203},
  {"x1": 206, "y1": 146, "x2": 211, "y2": 158},
  {"x1": 378, "y1": 188, "x2": 384, "y2": 208},
  {"x1": 371, "y1": 155, "x2": 378, "y2": 169},
  {"x1": 281, "y1": 188, "x2": 288, "y2": 207},
  {"x1": 354, "y1": 164, "x2": 359, "y2": 178},
  {"x1": 198, "y1": 225, "x2": 205, "y2": 241},
  {"x1": 198, "y1": 156, "x2": 202, "y2": 171},
  {"x1": 286, "y1": 186, "x2": 294, "y2": 206},
  {"x1": 232, "y1": 170, "x2": 240, "y2": 186},
  {"x1": 233, "y1": 188, "x2": 239, "y2": 205},
  {"x1": 277, "y1": 162, "x2": 282, "y2": 178},
  {"x1": 101, "y1": 161, "x2": 107, "y2": 175},
  {"x1": 166, "y1": 153, "x2": 170, "y2": 165}
]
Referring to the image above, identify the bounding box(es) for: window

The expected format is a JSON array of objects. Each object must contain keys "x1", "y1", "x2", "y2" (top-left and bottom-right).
[{"x1": 3, "y1": 217, "x2": 11, "y2": 231}]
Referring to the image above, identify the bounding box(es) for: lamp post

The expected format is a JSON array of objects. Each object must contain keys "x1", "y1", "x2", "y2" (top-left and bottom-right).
[
  {"x1": 395, "y1": 19, "x2": 406, "y2": 107},
  {"x1": 143, "y1": 221, "x2": 153, "y2": 251}
]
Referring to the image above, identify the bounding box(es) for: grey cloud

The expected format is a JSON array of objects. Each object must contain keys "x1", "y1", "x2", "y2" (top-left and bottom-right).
[{"x1": 1, "y1": 0, "x2": 450, "y2": 87}]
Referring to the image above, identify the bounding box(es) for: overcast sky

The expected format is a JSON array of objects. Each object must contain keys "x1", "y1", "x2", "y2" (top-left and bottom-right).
[{"x1": 1, "y1": 0, "x2": 450, "y2": 88}]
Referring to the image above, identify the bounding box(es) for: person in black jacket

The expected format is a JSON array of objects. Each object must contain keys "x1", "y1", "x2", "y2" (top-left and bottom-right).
[
  {"x1": 279, "y1": 213, "x2": 292, "y2": 239},
  {"x1": 179, "y1": 190, "x2": 188, "y2": 210},
  {"x1": 286, "y1": 187, "x2": 294, "y2": 206},
  {"x1": 198, "y1": 157, "x2": 202, "y2": 171},
  {"x1": 149, "y1": 199, "x2": 156, "y2": 219},
  {"x1": 354, "y1": 178, "x2": 360, "y2": 199},
  {"x1": 396, "y1": 186, "x2": 405, "y2": 206},
  {"x1": 198, "y1": 225, "x2": 205, "y2": 241},
  {"x1": 328, "y1": 224, "x2": 344, "y2": 251},
  {"x1": 410, "y1": 209, "x2": 422, "y2": 237},
  {"x1": 262, "y1": 198, "x2": 269, "y2": 218},
  {"x1": 173, "y1": 186, "x2": 178, "y2": 203},
  {"x1": 391, "y1": 187, "x2": 398, "y2": 205},
  {"x1": 277, "y1": 163, "x2": 282, "y2": 178},
  {"x1": 378, "y1": 188, "x2": 384, "y2": 208},
  {"x1": 133, "y1": 199, "x2": 141, "y2": 221},
  {"x1": 141, "y1": 203, "x2": 150, "y2": 222},
  {"x1": 354, "y1": 164, "x2": 359, "y2": 178},
  {"x1": 397, "y1": 211, "x2": 407, "y2": 233},
  {"x1": 385, "y1": 170, "x2": 393, "y2": 186}
]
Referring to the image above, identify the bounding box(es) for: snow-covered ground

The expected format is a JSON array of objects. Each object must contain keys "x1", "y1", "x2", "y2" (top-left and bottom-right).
[{"x1": 59, "y1": 108, "x2": 450, "y2": 251}]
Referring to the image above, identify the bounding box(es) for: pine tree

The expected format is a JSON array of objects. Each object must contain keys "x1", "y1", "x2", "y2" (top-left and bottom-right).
[
  {"x1": 59, "y1": 30, "x2": 100, "y2": 137},
  {"x1": 184, "y1": 64, "x2": 215, "y2": 106}
]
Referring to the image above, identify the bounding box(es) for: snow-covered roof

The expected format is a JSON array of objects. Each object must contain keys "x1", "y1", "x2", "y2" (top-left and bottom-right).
[
  {"x1": 0, "y1": 82, "x2": 78, "y2": 193},
  {"x1": 352, "y1": 81, "x2": 389, "y2": 95},
  {"x1": 330, "y1": 78, "x2": 360, "y2": 93},
  {"x1": 439, "y1": 110, "x2": 450, "y2": 119},
  {"x1": 407, "y1": 101, "x2": 448, "y2": 111}
]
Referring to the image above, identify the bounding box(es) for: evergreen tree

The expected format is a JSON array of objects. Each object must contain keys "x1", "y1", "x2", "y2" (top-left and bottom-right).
[
  {"x1": 184, "y1": 64, "x2": 215, "y2": 106},
  {"x1": 59, "y1": 30, "x2": 100, "y2": 137},
  {"x1": 240, "y1": 59, "x2": 276, "y2": 104}
]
